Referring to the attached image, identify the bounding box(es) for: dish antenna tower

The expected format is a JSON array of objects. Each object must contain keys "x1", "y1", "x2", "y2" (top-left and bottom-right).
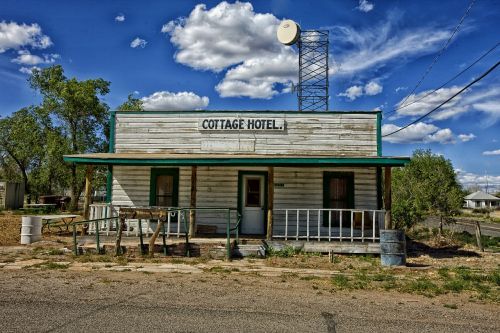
[{"x1": 277, "y1": 19, "x2": 329, "y2": 112}]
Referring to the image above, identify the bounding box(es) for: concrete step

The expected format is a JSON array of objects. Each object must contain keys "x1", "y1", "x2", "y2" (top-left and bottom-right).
[{"x1": 233, "y1": 244, "x2": 266, "y2": 258}]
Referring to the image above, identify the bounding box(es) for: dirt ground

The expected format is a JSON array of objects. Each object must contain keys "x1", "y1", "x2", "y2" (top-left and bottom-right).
[{"x1": 0, "y1": 268, "x2": 499, "y2": 333}]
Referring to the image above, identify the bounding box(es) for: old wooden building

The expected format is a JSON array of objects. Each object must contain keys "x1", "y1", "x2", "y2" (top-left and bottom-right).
[{"x1": 64, "y1": 110, "x2": 409, "y2": 244}]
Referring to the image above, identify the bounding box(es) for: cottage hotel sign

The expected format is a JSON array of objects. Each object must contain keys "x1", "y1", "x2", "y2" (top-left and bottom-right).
[{"x1": 199, "y1": 118, "x2": 285, "y2": 131}]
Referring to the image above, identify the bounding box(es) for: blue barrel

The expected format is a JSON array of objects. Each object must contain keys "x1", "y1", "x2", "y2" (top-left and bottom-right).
[{"x1": 380, "y1": 229, "x2": 406, "y2": 266}]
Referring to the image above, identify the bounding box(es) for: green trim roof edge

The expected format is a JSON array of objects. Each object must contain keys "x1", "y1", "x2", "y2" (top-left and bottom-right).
[{"x1": 110, "y1": 110, "x2": 382, "y2": 115}]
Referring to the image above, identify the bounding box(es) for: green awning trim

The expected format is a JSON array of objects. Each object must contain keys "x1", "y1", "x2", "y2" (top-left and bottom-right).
[{"x1": 64, "y1": 155, "x2": 410, "y2": 167}]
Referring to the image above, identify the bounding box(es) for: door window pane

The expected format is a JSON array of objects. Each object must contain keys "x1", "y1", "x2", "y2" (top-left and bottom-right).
[
  {"x1": 245, "y1": 178, "x2": 261, "y2": 207},
  {"x1": 156, "y1": 175, "x2": 173, "y2": 206}
]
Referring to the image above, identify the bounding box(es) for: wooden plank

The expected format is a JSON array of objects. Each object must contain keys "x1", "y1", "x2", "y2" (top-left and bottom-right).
[
  {"x1": 384, "y1": 167, "x2": 392, "y2": 230},
  {"x1": 190, "y1": 166, "x2": 197, "y2": 237},
  {"x1": 83, "y1": 165, "x2": 94, "y2": 220},
  {"x1": 267, "y1": 166, "x2": 274, "y2": 240}
]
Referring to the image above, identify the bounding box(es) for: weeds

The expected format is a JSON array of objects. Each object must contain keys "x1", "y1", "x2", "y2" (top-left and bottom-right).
[{"x1": 267, "y1": 246, "x2": 302, "y2": 258}]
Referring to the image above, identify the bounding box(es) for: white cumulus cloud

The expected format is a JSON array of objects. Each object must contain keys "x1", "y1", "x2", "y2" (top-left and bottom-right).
[
  {"x1": 19, "y1": 66, "x2": 41, "y2": 74},
  {"x1": 458, "y1": 133, "x2": 476, "y2": 142},
  {"x1": 382, "y1": 122, "x2": 455, "y2": 144},
  {"x1": 162, "y1": 1, "x2": 297, "y2": 99},
  {"x1": 356, "y1": 0, "x2": 374, "y2": 13},
  {"x1": 456, "y1": 168, "x2": 500, "y2": 192},
  {"x1": 141, "y1": 91, "x2": 209, "y2": 111},
  {"x1": 130, "y1": 37, "x2": 147, "y2": 48},
  {"x1": 338, "y1": 81, "x2": 382, "y2": 101},
  {"x1": 115, "y1": 14, "x2": 125, "y2": 22},
  {"x1": 393, "y1": 85, "x2": 500, "y2": 124},
  {"x1": 364, "y1": 81, "x2": 383, "y2": 95},
  {"x1": 11, "y1": 50, "x2": 59, "y2": 65},
  {"x1": 0, "y1": 21, "x2": 52, "y2": 53},
  {"x1": 483, "y1": 149, "x2": 500, "y2": 156}
]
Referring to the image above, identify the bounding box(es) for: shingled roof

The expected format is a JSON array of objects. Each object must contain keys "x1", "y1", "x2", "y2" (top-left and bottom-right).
[{"x1": 464, "y1": 191, "x2": 500, "y2": 201}]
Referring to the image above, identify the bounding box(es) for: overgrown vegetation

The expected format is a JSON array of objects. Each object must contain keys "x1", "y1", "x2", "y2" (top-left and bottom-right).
[
  {"x1": 0, "y1": 65, "x2": 139, "y2": 207},
  {"x1": 407, "y1": 226, "x2": 500, "y2": 252},
  {"x1": 392, "y1": 150, "x2": 464, "y2": 231}
]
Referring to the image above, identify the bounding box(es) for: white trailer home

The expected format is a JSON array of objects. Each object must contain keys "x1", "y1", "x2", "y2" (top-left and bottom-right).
[{"x1": 64, "y1": 111, "x2": 409, "y2": 250}]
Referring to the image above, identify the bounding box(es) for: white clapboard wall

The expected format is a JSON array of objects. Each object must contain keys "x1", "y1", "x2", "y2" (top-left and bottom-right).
[
  {"x1": 114, "y1": 112, "x2": 378, "y2": 156},
  {"x1": 112, "y1": 166, "x2": 377, "y2": 233}
]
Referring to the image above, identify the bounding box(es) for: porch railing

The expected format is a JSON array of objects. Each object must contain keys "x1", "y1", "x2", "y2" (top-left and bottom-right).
[
  {"x1": 82, "y1": 204, "x2": 241, "y2": 259},
  {"x1": 272, "y1": 208, "x2": 385, "y2": 242}
]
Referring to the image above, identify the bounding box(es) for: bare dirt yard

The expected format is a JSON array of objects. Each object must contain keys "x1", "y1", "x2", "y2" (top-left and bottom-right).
[
  {"x1": 1, "y1": 212, "x2": 499, "y2": 332},
  {"x1": 0, "y1": 266, "x2": 498, "y2": 333}
]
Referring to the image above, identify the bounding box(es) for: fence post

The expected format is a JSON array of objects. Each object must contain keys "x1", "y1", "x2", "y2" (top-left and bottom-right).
[
  {"x1": 475, "y1": 221, "x2": 484, "y2": 252},
  {"x1": 72, "y1": 224, "x2": 77, "y2": 256},
  {"x1": 95, "y1": 221, "x2": 100, "y2": 254}
]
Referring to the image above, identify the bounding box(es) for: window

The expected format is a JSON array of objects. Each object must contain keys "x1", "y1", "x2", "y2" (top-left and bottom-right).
[
  {"x1": 245, "y1": 178, "x2": 261, "y2": 207},
  {"x1": 149, "y1": 169, "x2": 179, "y2": 207},
  {"x1": 323, "y1": 172, "x2": 354, "y2": 227}
]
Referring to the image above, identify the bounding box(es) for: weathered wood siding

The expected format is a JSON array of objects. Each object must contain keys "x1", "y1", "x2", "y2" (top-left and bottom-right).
[
  {"x1": 111, "y1": 166, "x2": 377, "y2": 233},
  {"x1": 114, "y1": 112, "x2": 377, "y2": 156}
]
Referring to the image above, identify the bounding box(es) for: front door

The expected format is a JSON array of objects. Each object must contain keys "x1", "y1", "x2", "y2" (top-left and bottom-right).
[
  {"x1": 323, "y1": 172, "x2": 354, "y2": 227},
  {"x1": 241, "y1": 174, "x2": 266, "y2": 235}
]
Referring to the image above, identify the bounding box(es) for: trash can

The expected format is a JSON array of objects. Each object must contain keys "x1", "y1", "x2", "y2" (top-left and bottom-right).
[{"x1": 380, "y1": 229, "x2": 406, "y2": 266}]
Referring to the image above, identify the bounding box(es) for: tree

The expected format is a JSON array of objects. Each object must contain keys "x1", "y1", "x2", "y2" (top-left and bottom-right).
[
  {"x1": 29, "y1": 65, "x2": 110, "y2": 210},
  {"x1": 117, "y1": 94, "x2": 144, "y2": 111},
  {"x1": 0, "y1": 107, "x2": 46, "y2": 201},
  {"x1": 392, "y1": 149, "x2": 464, "y2": 232}
]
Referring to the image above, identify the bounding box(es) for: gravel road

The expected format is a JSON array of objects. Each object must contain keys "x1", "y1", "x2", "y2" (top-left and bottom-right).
[
  {"x1": 422, "y1": 216, "x2": 500, "y2": 237},
  {"x1": 0, "y1": 269, "x2": 498, "y2": 333}
]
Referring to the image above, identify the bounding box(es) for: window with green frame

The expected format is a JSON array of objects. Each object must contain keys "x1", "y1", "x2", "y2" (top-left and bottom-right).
[
  {"x1": 323, "y1": 171, "x2": 354, "y2": 227},
  {"x1": 149, "y1": 168, "x2": 179, "y2": 207}
]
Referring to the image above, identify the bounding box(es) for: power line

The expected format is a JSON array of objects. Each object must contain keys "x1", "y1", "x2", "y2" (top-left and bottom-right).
[
  {"x1": 382, "y1": 60, "x2": 500, "y2": 138},
  {"x1": 384, "y1": 41, "x2": 500, "y2": 117},
  {"x1": 397, "y1": 0, "x2": 476, "y2": 109}
]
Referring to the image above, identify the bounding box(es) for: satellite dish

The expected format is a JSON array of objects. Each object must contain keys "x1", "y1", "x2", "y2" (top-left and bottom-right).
[{"x1": 277, "y1": 19, "x2": 300, "y2": 45}]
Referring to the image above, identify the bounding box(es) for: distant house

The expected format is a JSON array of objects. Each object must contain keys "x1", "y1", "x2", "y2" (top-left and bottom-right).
[{"x1": 464, "y1": 191, "x2": 500, "y2": 209}]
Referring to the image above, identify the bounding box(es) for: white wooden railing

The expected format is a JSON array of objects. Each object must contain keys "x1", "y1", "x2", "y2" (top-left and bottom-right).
[
  {"x1": 272, "y1": 208, "x2": 385, "y2": 242},
  {"x1": 88, "y1": 204, "x2": 187, "y2": 237}
]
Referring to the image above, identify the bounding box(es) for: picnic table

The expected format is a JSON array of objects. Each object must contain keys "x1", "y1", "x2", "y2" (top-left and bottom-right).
[
  {"x1": 22, "y1": 204, "x2": 57, "y2": 214},
  {"x1": 41, "y1": 214, "x2": 80, "y2": 233}
]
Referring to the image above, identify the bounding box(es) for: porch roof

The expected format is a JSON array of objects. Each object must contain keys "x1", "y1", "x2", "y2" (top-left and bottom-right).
[{"x1": 63, "y1": 153, "x2": 410, "y2": 167}]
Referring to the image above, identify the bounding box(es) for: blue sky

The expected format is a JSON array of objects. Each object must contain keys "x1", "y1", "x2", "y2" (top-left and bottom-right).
[{"x1": 0, "y1": 0, "x2": 499, "y2": 190}]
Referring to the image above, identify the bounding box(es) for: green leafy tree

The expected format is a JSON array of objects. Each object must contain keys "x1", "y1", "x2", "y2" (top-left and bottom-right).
[
  {"x1": 117, "y1": 94, "x2": 144, "y2": 111},
  {"x1": 0, "y1": 107, "x2": 46, "y2": 201},
  {"x1": 29, "y1": 65, "x2": 110, "y2": 210},
  {"x1": 392, "y1": 149, "x2": 463, "y2": 232}
]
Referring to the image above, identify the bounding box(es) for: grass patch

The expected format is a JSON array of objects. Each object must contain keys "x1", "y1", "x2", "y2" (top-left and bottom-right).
[
  {"x1": 300, "y1": 275, "x2": 321, "y2": 281},
  {"x1": 401, "y1": 277, "x2": 443, "y2": 297},
  {"x1": 30, "y1": 261, "x2": 69, "y2": 270},
  {"x1": 331, "y1": 274, "x2": 350, "y2": 290},
  {"x1": 443, "y1": 303, "x2": 458, "y2": 309},
  {"x1": 267, "y1": 245, "x2": 302, "y2": 258},
  {"x1": 209, "y1": 266, "x2": 232, "y2": 274}
]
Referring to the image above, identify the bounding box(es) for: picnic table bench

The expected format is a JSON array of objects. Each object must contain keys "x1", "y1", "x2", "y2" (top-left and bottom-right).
[
  {"x1": 22, "y1": 204, "x2": 57, "y2": 214},
  {"x1": 40, "y1": 214, "x2": 80, "y2": 233}
]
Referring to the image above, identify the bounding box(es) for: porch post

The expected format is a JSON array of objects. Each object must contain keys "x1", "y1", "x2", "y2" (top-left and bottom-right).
[
  {"x1": 189, "y1": 166, "x2": 197, "y2": 237},
  {"x1": 83, "y1": 165, "x2": 94, "y2": 220},
  {"x1": 266, "y1": 166, "x2": 274, "y2": 240},
  {"x1": 384, "y1": 167, "x2": 392, "y2": 230}
]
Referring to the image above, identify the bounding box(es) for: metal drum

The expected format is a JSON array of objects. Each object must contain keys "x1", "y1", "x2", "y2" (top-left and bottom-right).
[
  {"x1": 21, "y1": 216, "x2": 42, "y2": 245},
  {"x1": 380, "y1": 229, "x2": 406, "y2": 266}
]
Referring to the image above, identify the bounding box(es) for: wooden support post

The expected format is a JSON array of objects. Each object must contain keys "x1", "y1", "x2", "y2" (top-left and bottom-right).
[
  {"x1": 384, "y1": 167, "x2": 392, "y2": 230},
  {"x1": 475, "y1": 221, "x2": 484, "y2": 252},
  {"x1": 115, "y1": 215, "x2": 125, "y2": 256},
  {"x1": 266, "y1": 166, "x2": 274, "y2": 240},
  {"x1": 189, "y1": 166, "x2": 197, "y2": 237},
  {"x1": 83, "y1": 165, "x2": 94, "y2": 220}
]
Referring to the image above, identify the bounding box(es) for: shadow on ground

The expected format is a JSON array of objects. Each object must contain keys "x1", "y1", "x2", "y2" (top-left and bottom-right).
[{"x1": 407, "y1": 239, "x2": 481, "y2": 259}]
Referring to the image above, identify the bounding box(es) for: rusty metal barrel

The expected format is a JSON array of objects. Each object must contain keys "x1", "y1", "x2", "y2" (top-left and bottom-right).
[{"x1": 380, "y1": 229, "x2": 406, "y2": 266}]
